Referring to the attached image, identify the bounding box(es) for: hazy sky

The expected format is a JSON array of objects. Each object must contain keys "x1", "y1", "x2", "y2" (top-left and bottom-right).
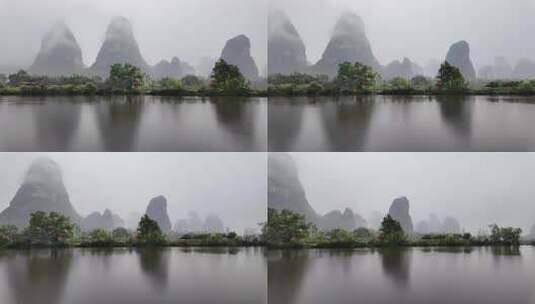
[
  {"x1": 0, "y1": 153, "x2": 267, "y2": 233},
  {"x1": 0, "y1": 0, "x2": 267, "y2": 71},
  {"x1": 270, "y1": 0, "x2": 535, "y2": 69},
  {"x1": 291, "y1": 153, "x2": 535, "y2": 233}
]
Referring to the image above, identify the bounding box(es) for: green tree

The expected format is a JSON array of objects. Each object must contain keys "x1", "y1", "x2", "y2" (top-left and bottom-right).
[
  {"x1": 8, "y1": 70, "x2": 32, "y2": 85},
  {"x1": 108, "y1": 63, "x2": 145, "y2": 93},
  {"x1": 89, "y1": 229, "x2": 112, "y2": 243},
  {"x1": 380, "y1": 215, "x2": 405, "y2": 244},
  {"x1": 0, "y1": 225, "x2": 18, "y2": 247},
  {"x1": 263, "y1": 208, "x2": 312, "y2": 245},
  {"x1": 326, "y1": 229, "x2": 354, "y2": 244},
  {"x1": 389, "y1": 77, "x2": 411, "y2": 90},
  {"x1": 210, "y1": 59, "x2": 249, "y2": 95},
  {"x1": 436, "y1": 61, "x2": 467, "y2": 90},
  {"x1": 136, "y1": 215, "x2": 165, "y2": 244},
  {"x1": 335, "y1": 62, "x2": 378, "y2": 93},
  {"x1": 353, "y1": 227, "x2": 373, "y2": 241},
  {"x1": 158, "y1": 77, "x2": 182, "y2": 91},
  {"x1": 26, "y1": 211, "x2": 74, "y2": 245},
  {"x1": 181, "y1": 75, "x2": 203, "y2": 89},
  {"x1": 489, "y1": 224, "x2": 522, "y2": 245},
  {"x1": 112, "y1": 227, "x2": 131, "y2": 241},
  {"x1": 411, "y1": 75, "x2": 432, "y2": 89}
]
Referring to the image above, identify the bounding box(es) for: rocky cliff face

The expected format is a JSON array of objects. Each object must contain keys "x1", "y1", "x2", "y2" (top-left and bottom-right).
[
  {"x1": 145, "y1": 195, "x2": 172, "y2": 233},
  {"x1": 30, "y1": 22, "x2": 84, "y2": 76},
  {"x1": 314, "y1": 12, "x2": 381, "y2": 78},
  {"x1": 387, "y1": 197, "x2": 413, "y2": 234},
  {"x1": 220, "y1": 34, "x2": 259, "y2": 80},
  {"x1": 268, "y1": 9, "x2": 307, "y2": 75},
  {"x1": 89, "y1": 17, "x2": 150, "y2": 77},
  {"x1": 152, "y1": 57, "x2": 195, "y2": 79},
  {"x1": 268, "y1": 153, "x2": 318, "y2": 224},
  {"x1": 445, "y1": 41, "x2": 476, "y2": 81},
  {"x1": 0, "y1": 158, "x2": 81, "y2": 228}
]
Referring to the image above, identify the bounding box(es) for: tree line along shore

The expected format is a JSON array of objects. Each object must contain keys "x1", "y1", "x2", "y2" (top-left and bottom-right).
[
  {"x1": 0, "y1": 211, "x2": 263, "y2": 249},
  {"x1": 3, "y1": 60, "x2": 535, "y2": 98},
  {"x1": 0, "y1": 60, "x2": 266, "y2": 97},
  {"x1": 1, "y1": 209, "x2": 533, "y2": 249},
  {"x1": 264, "y1": 209, "x2": 534, "y2": 249}
]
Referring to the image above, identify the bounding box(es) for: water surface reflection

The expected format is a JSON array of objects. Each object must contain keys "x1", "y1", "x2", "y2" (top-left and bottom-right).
[
  {"x1": 0, "y1": 96, "x2": 267, "y2": 151},
  {"x1": 267, "y1": 247, "x2": 535, "y2": 304},
  {"x1": 268, "y1": 96, "x2": 535, "y2": 151},
  {"x1": 0, "y1": 247, "x2": 266, "y2": 304}
]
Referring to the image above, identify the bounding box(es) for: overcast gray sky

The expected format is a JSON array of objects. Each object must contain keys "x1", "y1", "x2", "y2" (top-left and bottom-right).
[
  {"x1": 291, "y1": 153, "x2": 535, "y2": 233},
  {"x1": 0, "y1": 153, "x2": 266, "y2": 233},
  {"x1": 270, "y1": 0, "x2": 535, "y2": 69},
  {"x1": 0, "y1": 0, "x2": 267, "y2": 71}
]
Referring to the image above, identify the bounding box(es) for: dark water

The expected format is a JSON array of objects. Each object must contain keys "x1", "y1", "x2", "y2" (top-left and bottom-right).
[
  {"x1": 268, "y1": 96, "x2": 535, "y2": 151},
  {"x1": 0, "y1": 96, "x2": 267, "y2": 151},
  {"x1": 0, "y1": 247, "x2": 266, "y2": 304},
  {"x1": 268, "y1": 247, "x2": 535, "y2": 304}
]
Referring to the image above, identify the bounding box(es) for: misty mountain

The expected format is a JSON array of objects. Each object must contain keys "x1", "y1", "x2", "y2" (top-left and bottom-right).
[
  {"x1": 268, "y1": 9, "x2": 307, "y2": 75},
  {"x1": 174, "y1": 211, "x2": 225, "y2": 234},
  {"x1": 416, "y1": 214, "x2": 462, "y2": 234},
  {"x1": 318, "y1": 208, "x2": 367, "y2": 231},
  {"x1": 314, "y1": 12, "x2": 381, "y2": 78},
  {"x1": 479, "y1": 57, "x2": 514, "y2": 80},
  {"x1": 81, "y1": 209, "x2": 125, "y2": 231},
  {"x1": 196, "y1": 57, "x2": 217, "y2": 78},
  {"x1": 89, "y1": 17, "x2": 150, "y2": 77},
  {"x1": 268, "y1": 153, "x2": 318, "y2": 224},
  {"x1": 220, "y1": 34, "x2": 259, "y2": 80},
  {"x1": 382, "y1": 58, "x2": 423, "y2": 80},
  {"x1": 269, "y1": 153, "x2": 368, "y2": 231},
  {"x1": 29, "y1": 22, "x2": 85, "y2": 76},
  {"x1": 152, "y1": 57, "x2": 195, "y2": 80},
  {"x1": 445, "y1": 41, "x2": 476, "y2": 81},
  {"x1": 513, "y1": 58, "x2": 535, "y2": 79},
  {"x1": 0, "y1": 158, "x2": 81, "y2": 228},
  {"x1": 388, "y1": 197, "x2": 413, "y2": 234},
  {"x1": 145, "y1": 195, "x2": 172, "y2": 233}
]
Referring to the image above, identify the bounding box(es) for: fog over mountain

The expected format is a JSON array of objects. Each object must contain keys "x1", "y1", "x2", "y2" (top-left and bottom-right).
[
  {"x1": 288, "y1": 153, "x2": 535, "y2": 234},
  {"x1": 270, "y1": 0, "x2": 535, "y2": 75},
  {"x1": 0, "y1": 0, "x2": 267, "y2": 74},
  {"x1": 0, "y1": 153, "x2": 266, "y2": 233}
]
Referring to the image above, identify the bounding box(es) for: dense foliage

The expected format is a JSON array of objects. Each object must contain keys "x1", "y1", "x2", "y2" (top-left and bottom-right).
[
  {"x1": 334, "y1": 62, "x2": 379, "y2": 93},
  {"x1": 263, "y1": 209, "x2": 530, "y2": 248},
  {"x1": 267, "y1": 60, "x2": 535, "y2": 96},
  {"x1": 0, "y1": 61, "x2": 263, "y2": 96},
  {"x1": 136, "y1": 215, "x2": 166, "y2": 245},
  {"x1": 210, "y1": 59, "x2": 250, "y2": 95},
  {"x1": 0, "y1": 212, "x2": 262, "y2": 248},
  {"x1": 436, "y1": 61, "x2": 467, "y2": 91}
]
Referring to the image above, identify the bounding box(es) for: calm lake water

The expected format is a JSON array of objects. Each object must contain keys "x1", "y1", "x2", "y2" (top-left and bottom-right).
[
  {"x1": 268, "y1": 96, "x2": 535, "y2": 151},
  {"x1": 0, "y1": 96, "x2": 267, "y2": 151},
  {"x1": 268, "y1": 247, "x2": 535, "y2": 304},
  {"x1": 0, "y1": 247, "x2": 266, "y2": 304}
]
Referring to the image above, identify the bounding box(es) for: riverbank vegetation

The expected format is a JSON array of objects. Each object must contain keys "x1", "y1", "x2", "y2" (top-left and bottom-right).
[
  {"x1": 264, "y1": 208, "x2": 531, "y2": 248},
  {"x1": 268, "y1": 61, "x2": 535, "y2": 96},
  {"x1": 0, "y1": 60, "x2": 267, "y2": 97},
  {"x1": 0, "y1": 211, "x2": 263, "y2": 249}
]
